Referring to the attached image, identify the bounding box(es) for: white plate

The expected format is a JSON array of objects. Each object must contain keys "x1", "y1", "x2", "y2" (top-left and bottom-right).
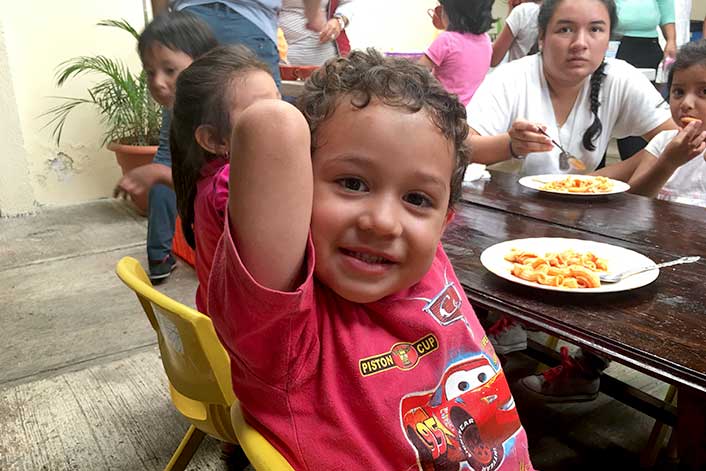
[
  {"x1": 480, "y1": 238, "x2": 658, "y2": 293},
  {"x1": 518, "y1": 174, "x2": 630, "y2": 196}
]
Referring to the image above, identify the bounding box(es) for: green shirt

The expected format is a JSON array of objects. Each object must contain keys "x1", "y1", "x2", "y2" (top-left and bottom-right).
[{"x1": 615, "y1": 0, "x2": 675, "y2": 38}]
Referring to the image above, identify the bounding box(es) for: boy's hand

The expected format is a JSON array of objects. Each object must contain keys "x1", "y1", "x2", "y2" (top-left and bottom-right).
[
  {"x1": 508, "y1": 120, "x2": 553, "y2": 157},
  {"x1": 113, "y1": 163, "x2": 172, "y2": 200},
  {"x1": 662, "y1": 120, "x2": 706, "y2": 168}
]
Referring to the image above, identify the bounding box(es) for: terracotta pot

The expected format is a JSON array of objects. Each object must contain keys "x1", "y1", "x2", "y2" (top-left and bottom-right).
[
  {"x1": 279, "y1": 65, "x2": 318, "y2": 81},
  {"x1": 107, "y1": 141, "x2": 158, "y2": 215}
]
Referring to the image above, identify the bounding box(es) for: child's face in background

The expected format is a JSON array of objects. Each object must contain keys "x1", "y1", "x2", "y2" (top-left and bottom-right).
[
  {"x1": 670, "y1": 64, "x2": 706, "y2": 133},
  {"x1": 310, "y1": 100, "x2": 455, "y2": 304},
  {"x1": 142, "y1": 42, "x2": 193, "y2": 108}
]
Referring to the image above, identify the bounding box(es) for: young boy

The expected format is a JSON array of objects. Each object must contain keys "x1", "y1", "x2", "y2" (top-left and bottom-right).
[
  {"x1": 113, "y1": 11, "x2": 217, "y2": 282},
  {"x1": 208, "y1": 50, "x2": 536, "y2": 470}
]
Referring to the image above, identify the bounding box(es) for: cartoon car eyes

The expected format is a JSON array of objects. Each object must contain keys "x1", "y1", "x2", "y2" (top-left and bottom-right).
[{"x1": 444, "y1": 365, "x2": 496, "y2": 401}]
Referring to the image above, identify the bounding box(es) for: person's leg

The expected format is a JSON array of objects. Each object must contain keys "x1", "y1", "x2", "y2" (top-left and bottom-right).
[
  {"x1": 518, "y1": 347, "x2": 607, "y2": 402},
  {"x1": 184, "y1": 4, "x2": 281, "y2": 88},
  {"x1": 615, "y1": 36, "x2": 664, "y2": 160},
  {"x1": 147, "y1": 184, "x2": 177, "y2": 282}
]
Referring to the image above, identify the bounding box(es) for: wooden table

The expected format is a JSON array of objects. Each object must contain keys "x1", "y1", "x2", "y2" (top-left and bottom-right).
[{"x1": 442, "y1": 171, "x2": 706, "y2": 404}]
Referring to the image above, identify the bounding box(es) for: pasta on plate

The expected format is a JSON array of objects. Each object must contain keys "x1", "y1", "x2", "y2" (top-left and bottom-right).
[
  {"x1": 540, "y1": 176, "x2": 614, "y2": 193},
  {"x1": 504, "y1": 248, "x2": 609, "y2": 288}
]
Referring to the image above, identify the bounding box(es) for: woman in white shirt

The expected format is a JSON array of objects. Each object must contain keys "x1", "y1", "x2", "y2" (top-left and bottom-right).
[
  {"x1": 467, "y1": 0, "x2": 676, "y2": 177},
  {"x1": 466, "y1": 0, "x2": 677, "y2": 405}
]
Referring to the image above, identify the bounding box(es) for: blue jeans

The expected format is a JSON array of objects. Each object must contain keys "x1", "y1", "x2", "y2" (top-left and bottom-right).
[
  {"x1": 146, "y1": 111, "x2": 176, "y2": 263},
  {"x1": 147, "y1": 184, "x2": 177, "y2": 262},
  {"x1": 184, "y1": 3, "x2": 281, "y2": 88}
]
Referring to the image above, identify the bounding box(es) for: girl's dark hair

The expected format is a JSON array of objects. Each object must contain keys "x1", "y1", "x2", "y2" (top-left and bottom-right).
[
  {"x1": 138, "y1": 11, "x2": 218, "y2": 61},
  {"x1": 667, "y1": 39, "x2": 706, "y2": 97},
  {"x1": 297, "y1": 48, "x2": 469, "y2": 207},
  {"x1": 439, "y1": 0, "x2": 495, "y2": 34},
  {"x1": 537, "y1": 0, "x2": 617, "y2": 151},
  {"x1": 171, "y1": 45, "x2": 271, "y2": 248}
]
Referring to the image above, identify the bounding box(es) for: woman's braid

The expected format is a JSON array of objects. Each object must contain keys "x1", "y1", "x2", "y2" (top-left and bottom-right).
[{"x1": 582, "y1": 61, "x2": 607, "y2": 151}]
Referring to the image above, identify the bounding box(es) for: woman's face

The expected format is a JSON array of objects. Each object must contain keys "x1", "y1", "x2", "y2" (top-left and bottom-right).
[{"x1": 539, "y1": 0, "x2": 611, "y2": 88}]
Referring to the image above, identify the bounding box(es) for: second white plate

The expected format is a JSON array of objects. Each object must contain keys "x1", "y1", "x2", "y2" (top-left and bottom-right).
[{"x1": 518, "y1": 174, "x2": 630, "y2": 196}]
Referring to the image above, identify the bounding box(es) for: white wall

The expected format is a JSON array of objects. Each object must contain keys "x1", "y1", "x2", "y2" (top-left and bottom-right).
[
  {"x1": 0, "y1": 0, "x2": 511, "y2": 216},
  {"x1": 0, "y1": 1, "x2": 148, "y2": 215},
  {"x1": 346, "y1": 0, "x2": 509, "y2": 52}
]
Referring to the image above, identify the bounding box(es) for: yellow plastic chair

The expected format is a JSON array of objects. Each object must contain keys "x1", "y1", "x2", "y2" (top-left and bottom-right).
[
  {"x1": 231, "y1": 400, "x2": 295, "y2": 471},
  {"x1": 115, "y1": 256, "x2": 237, "y2": 471}
]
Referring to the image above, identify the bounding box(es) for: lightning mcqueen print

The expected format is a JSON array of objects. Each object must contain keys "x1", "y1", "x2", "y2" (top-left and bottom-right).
[{"x1": 401, "y1": 355, "x2": 522, "y2": 471}]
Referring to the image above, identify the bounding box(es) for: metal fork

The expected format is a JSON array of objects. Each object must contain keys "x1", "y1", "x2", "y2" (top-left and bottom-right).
[
  {"x1": 599, "y1": 256, "x2": 700, "y2": 283},
  {"x1": 537, "y1": 128, "x2": 581, "y2": 171}
]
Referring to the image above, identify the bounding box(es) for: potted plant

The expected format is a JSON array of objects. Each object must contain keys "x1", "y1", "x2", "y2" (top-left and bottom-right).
[{"x1": 42, "y1": 18, "x2": 161, "y2": 213}]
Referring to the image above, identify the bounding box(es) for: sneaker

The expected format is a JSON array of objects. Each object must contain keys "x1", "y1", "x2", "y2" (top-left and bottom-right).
[
  {"x1": 148, "y1": 254, "x2": 177, "y2": 283},
  {"x1": 221, "y1": 442, "x2": 251, "y2": 470},
  {"x1": 487, "y1": 317, "x2": 527, "y2": 355},
  {"x1": 517, "y1": 346, "x2": 600, "y2": 403}
]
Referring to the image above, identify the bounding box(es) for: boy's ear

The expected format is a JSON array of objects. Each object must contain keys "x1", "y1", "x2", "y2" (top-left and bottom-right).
[{"x1": 195, "y1": 124, "x2": 228, "y2": 156}]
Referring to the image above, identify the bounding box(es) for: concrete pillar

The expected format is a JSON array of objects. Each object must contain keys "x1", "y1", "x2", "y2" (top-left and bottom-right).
[{"x1": 0, "y1": 20, "x2": 36, "y2": 217}]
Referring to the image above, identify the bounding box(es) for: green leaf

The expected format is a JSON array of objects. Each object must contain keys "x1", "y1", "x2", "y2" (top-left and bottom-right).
[{"x1": 41, "y1": 19, "x2": 161, "y2": 147}]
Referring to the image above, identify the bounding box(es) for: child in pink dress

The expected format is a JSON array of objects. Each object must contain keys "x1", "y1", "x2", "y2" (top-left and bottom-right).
[
  {"x1": 418, "y1": 0, "x2": 494, "y2": 105},
  {"x1": 207, "y1": 49, "x2": 536, "y2": 470},
  {"x1": 169, "y1": 45, "x2": 280, "y2": 312}
]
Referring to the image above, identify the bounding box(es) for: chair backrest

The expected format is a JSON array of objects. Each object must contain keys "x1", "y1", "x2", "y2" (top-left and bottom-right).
[
  {"x1": 115, "y1": 256, "x2": 236, "y2": 441},
  {"x1": 231, "y1": 400, "x2": 295, "y2": 471}
]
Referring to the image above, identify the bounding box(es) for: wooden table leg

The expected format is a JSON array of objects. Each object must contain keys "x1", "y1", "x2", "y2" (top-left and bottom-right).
[{"x1": 677, "y1": 385, "x2": 706, "y2": 470}]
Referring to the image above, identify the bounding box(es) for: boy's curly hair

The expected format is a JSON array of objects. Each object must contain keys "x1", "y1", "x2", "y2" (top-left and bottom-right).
[{"x1": 297, "y1": 48, "x2": 470, "y2": 207}]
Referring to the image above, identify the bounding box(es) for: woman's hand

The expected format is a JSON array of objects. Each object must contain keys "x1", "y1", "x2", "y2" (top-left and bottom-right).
[
  {"x1": 318, "y1": 18, "x2": 342, "y2": 43},
  {"x1": 663, "y1": 40, "x2": 677, "y2": 62},
  {"x1": 662, "y1": 120, "x2": 706, "y2": 168},
  {"x1": 508, "y1": 119, "x2": 553, "y2": 157}
]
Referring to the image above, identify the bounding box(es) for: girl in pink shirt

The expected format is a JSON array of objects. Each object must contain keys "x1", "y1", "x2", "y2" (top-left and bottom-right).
[
  {"x1": 170, "y1": 45, "x2": 280, "y2": 313},
  {"x1": 419, "y1": 0, "x2": 494, "y2": 105}
]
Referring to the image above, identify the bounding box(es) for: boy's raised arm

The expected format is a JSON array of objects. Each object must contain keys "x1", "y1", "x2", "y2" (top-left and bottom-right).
[{"x1": 228, "y1": 100, "x2": 313, "y2": 291}]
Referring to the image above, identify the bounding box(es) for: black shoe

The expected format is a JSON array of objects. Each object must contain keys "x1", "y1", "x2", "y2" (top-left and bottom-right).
[
  {"x1": 221, "y1": 442, "x2": 251, "y2": 470},
  {"x1": 148, "y1": 254, "x2": 176, "y2": 284}
]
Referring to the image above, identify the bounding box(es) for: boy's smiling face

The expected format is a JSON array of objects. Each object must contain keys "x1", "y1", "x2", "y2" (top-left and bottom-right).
[
  {"x1": 142, "y1": 42, "x2": 193, "y2": 108},
  {"x1": 310, "y1": 99, "x2": 455, "y2": 303}
]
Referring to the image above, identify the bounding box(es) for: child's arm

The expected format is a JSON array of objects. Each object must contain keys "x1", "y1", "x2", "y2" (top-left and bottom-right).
[
  {"x1": 592, "y1": 149, "x2": 654, "y2": 181},
  {"x1": 417, "y1": 55, "x2": 434, "y2": 71},
  {"x1": 628, "y1": 122, "x2": 706, "y2": 197},
  {"x1": 113, "y1": 163, "x2": 173, "y2": 200},
  {"x1": 150, "y1": 0, "x2": 169, "y2": 15},
  {"x1": 228, "y1": 100, "x2": 313, "y2": 292},
  {"x1": 491, "y1": 24, "x2": 515, "y2": 67}
]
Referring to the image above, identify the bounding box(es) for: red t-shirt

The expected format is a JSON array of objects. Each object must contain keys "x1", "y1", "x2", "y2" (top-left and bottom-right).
[
  {"x1": 208, "y1": 215, "x2": 535, "y2": 471},
  {"x1": 193, "y1": 159, "x2": 229, "y2": 313}
]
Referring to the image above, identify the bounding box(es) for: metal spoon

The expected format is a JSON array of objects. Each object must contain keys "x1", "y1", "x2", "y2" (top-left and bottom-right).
[
  {"x1": 599, "y1": 256, "x2": 700, "y2": 283},
  {"x1": 537, "y1": 128, "x2": 584, "y2": 171}
]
